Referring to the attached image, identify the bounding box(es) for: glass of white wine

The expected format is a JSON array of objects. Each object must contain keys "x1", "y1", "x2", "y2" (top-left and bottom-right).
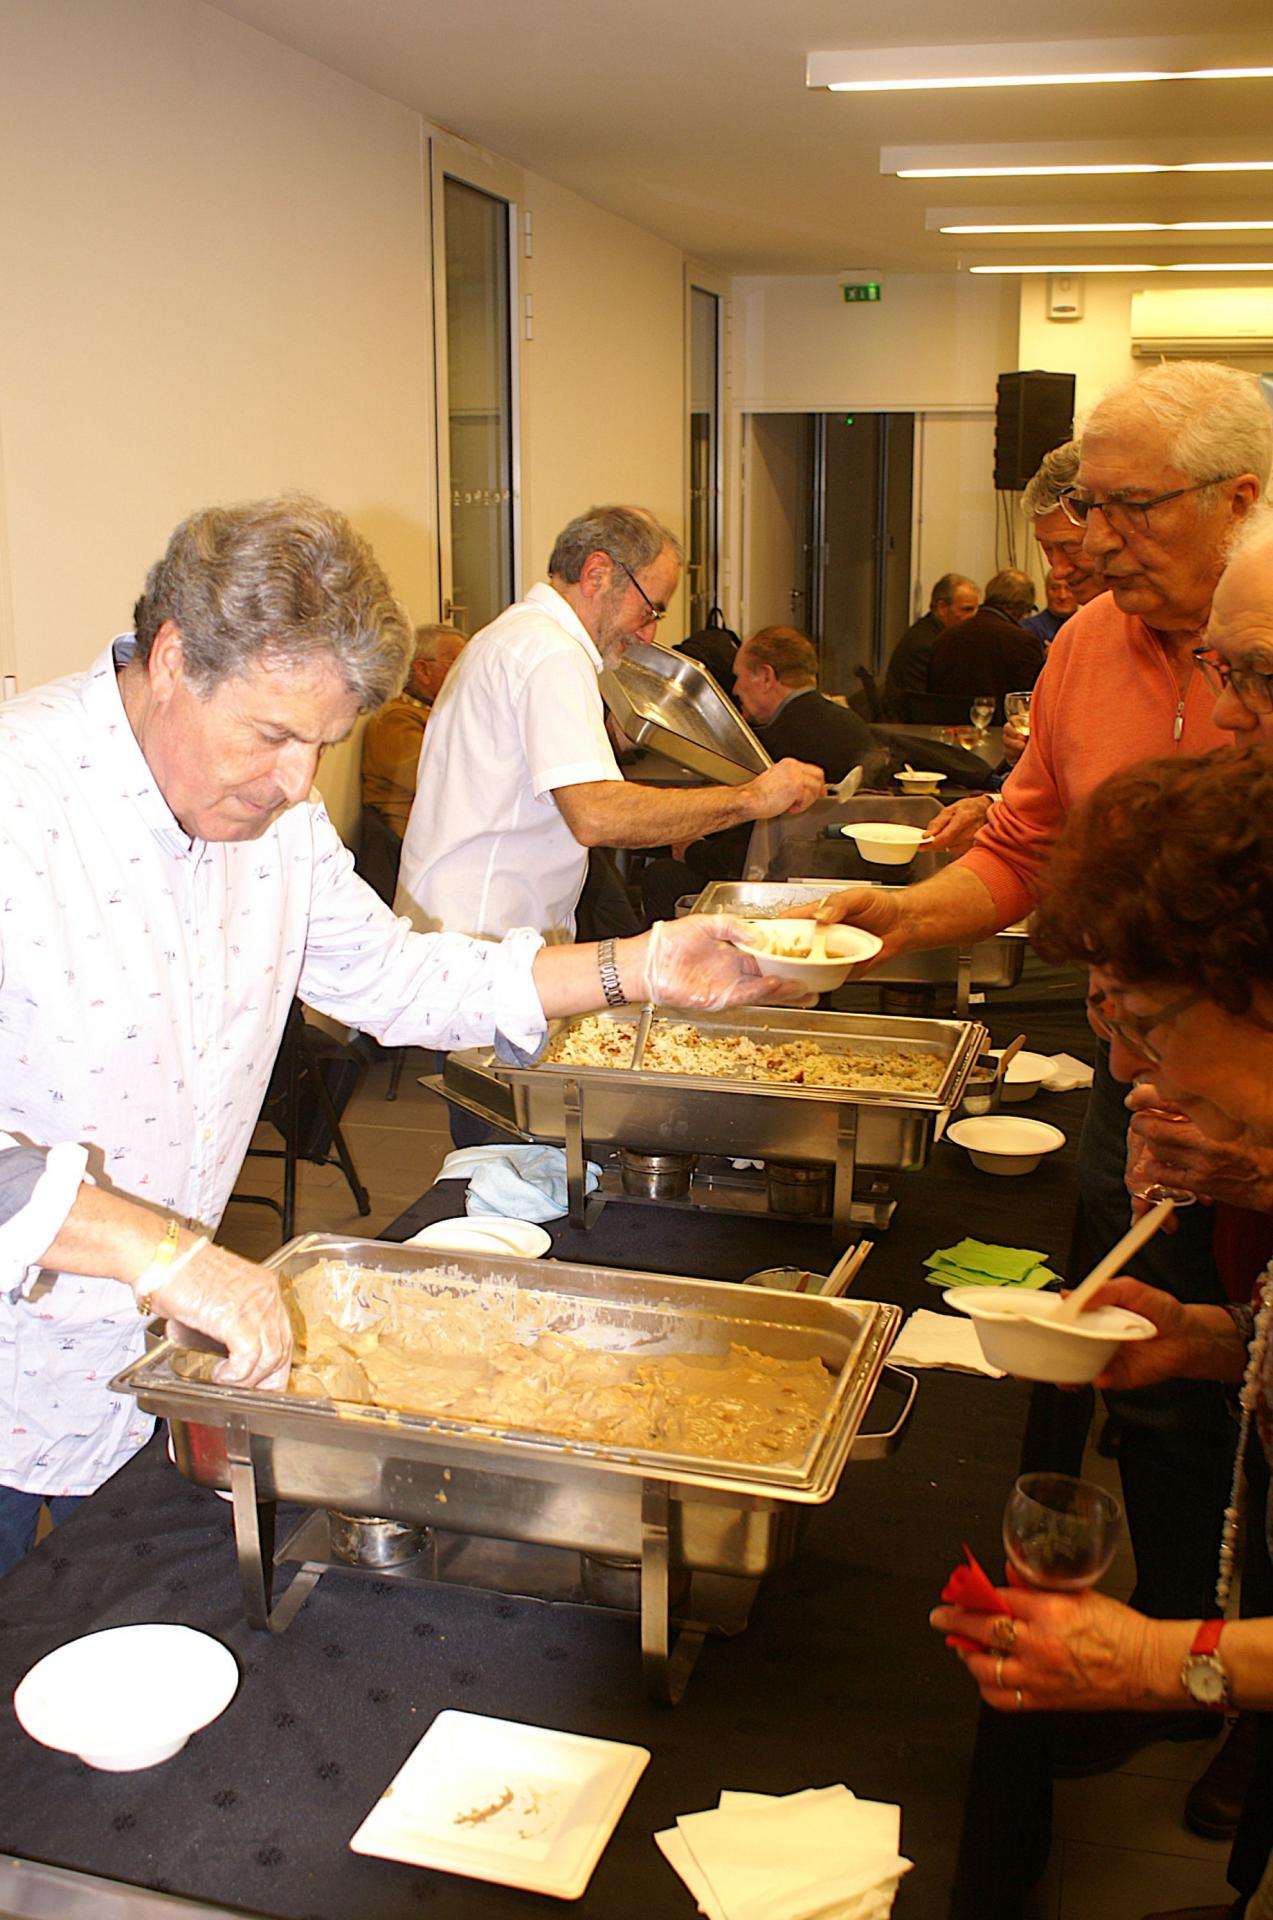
[
  {"x1": 970, "y1": 695, "x2": 995, "y2": 734},
  {"x1": 1003, "y1": 1473, "x2": 1122, "y2": 1591},
  {"x1": 1004, "y1": 690, "x2": 1032, "y2": 737}
]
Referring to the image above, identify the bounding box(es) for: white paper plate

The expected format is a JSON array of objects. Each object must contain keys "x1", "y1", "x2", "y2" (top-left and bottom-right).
[
  {"x1": 15, "y1": 1624, "x2": 238, "y2": 1770},
  {"x1": 406, "y1": 1217, "x2": 552, "y2": 1258},
  {"x1": 349, "y1": 1709, "x2": 649, "y2": 1898}
]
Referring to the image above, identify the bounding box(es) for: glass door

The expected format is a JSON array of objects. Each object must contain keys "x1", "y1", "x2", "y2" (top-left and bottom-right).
[
  {"x1": 432, "y1": 146, "x2": 520, "y2": 637},
  {"x1": 687, "y1": 285, "x2": 721, "y2": 632}
]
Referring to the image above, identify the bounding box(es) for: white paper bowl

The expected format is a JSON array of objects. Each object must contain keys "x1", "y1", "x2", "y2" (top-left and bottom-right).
[
  {"x1": 943, "y1": 1286, "x2": 1157, "y2": 1384},
  {"x1": 947, "y1": 1114, "x2": 1066, "y2": 1175},
  {"x1": 839, "y1": 822, "x2": 928, "y2": 866},
  {"x1": 406, "y1": 1217, "x2": 552, "y2": 1258},
  {"x1": 736, "y1": 918, "x2": 884, "y2": 989},
  {"x1": 989, "y1": 1049, "x2": 1053, "y2": 1103},
  {"x1": 15, "y1": 1624, "x2": 238, "y2": 1770},
  {"x1": 894, "y1": 770, "x2": 945, "y2": 796}
]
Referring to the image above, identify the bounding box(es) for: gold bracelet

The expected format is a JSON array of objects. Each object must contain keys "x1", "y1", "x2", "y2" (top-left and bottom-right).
[{"x1": 133, "y1": 1217, "x2": 185, "y2": 1316}]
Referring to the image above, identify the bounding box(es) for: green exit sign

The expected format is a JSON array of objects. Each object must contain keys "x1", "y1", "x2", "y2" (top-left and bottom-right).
[{"x1": 843, "y1": 282, "x2": 881, "y2": 303}]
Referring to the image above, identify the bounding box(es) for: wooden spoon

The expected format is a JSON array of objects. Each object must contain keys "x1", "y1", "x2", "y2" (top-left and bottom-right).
[
  {"x1": 819, "y1": 1240, "x2": 873, "y2": 1297},
  {"x1": 809, "y1": 921, "x2": 829, "y2": 964},
  {"x1": 1051, "y1": 1198, "x2": 1175, "y2": 1324}
]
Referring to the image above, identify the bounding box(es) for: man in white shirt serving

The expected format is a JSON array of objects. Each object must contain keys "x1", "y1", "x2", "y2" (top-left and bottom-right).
[
  {"x1": 0, "y1": 494, "x2": 798, "y2": 1572},
  {"x1": 396, "y1": 504, "x2": 824, "y2": 945}
]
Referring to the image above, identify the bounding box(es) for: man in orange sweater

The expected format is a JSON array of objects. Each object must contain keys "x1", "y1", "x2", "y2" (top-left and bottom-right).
[{"x1": 825, "y1": 360, "x2": 1272, "y2": 1766}]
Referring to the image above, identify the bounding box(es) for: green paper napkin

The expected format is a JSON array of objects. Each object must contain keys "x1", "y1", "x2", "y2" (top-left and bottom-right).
[{"x1": 923, "y1": 1237, "x2": 1060, "y2": 1291}]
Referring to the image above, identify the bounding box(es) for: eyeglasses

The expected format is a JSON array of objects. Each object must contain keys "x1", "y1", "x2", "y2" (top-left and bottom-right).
[
  {"x1": 1193, "y1": 644, "x2": 1273, "y2": 717},
  {"x1": 1086, "y1": 988, "x2": 1202, "y2": 1065},
  {"x1": 617, "y1": 560, "x2": 666, "y2": 625},
  {"x1": 1059, "y1": 474, "x2": 1241, "y2": 537}
]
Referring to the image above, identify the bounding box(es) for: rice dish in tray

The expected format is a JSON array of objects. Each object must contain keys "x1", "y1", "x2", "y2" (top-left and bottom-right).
[{"x1": 543, "y1": 1014, "x2": 943, "y2": 1094}]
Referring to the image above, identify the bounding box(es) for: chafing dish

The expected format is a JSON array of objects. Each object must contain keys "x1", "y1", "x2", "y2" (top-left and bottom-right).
[
  {"x1": 743, "y1": 793, "x2": 948, "y2": 887},
  {"x1": 601, "y1": 636, "x2": 770, "y2": 784},
  {"x1": 113, "y1": 1235, "x2": 913, "y2": 1702},
  {"x1": 691, "y1": 878, "x2": 1028, "y2": 1003},
  {"x1": 441, "y1": 1005, "x2": 985, "y2": 1238}
]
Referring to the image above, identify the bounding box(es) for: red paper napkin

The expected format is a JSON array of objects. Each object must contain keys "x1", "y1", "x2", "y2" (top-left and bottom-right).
[{"x1": 941, "y1": 1543, "x2": 1001, "y2": 1652}]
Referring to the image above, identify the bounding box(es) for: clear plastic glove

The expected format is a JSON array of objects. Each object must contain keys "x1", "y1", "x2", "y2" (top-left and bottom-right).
[
  {"x1": 141, "y1": 1240, "x2": 293, "y2": 1389},
  {"x1": 640, "y1": 915, "x2": 810, "y2": 1011},
  {"x1": 741, "y1": 757, "x2": 826, "y2": 819},
  {"x1": 925, "y1": 793, "x2": 994, "y2": 856}
]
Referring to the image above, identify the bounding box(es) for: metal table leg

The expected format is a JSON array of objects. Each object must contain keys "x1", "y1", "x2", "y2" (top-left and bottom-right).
[
  {"x1": 225, "y1": 1416, "x2": 320, "y2": 1633},
  {"x1": 640, "y1": 1481, "x2": 705, "y2": 1706}
]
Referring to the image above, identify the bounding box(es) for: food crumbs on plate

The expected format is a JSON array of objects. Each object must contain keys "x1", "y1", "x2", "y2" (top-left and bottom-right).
[{"x1": 454, "y1": 1786, "x2": 515, "y2": 1827}]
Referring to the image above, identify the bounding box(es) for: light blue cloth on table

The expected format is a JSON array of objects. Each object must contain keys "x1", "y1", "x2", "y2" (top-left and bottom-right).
[{"x1": 439, "y1": 1145, "x2": 602, "y2": 1222}]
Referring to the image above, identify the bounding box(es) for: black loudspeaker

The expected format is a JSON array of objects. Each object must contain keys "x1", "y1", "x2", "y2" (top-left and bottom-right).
[{"x1": 994, "y1": 370, "x2": 1076, "y2": 491}]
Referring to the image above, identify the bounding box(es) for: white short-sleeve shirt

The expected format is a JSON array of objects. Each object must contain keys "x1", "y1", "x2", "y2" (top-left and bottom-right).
[{"x1": 396, "y1": 583, "x2": 622, "y2": 942}]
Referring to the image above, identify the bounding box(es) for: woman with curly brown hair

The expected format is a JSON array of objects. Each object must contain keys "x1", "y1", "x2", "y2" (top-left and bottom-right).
[{"x1": 932, "y1": 742, "x2": 1273, "y2": 1920}]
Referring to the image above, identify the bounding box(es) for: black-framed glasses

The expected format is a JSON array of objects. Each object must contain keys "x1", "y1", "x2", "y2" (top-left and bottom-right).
[
  {"x1": 617, "y1": 559, "x2": 666, "y2": 624},
  {"x1": 1193, "y1": 644, "x2": 1273, "y2": 717},
  {"x1": 1059, "y1": 474, "x2": 1241, "y2": 537},
  {"x1": 1086, "y1": 988, "x2": 1203, "y2": 1065}
]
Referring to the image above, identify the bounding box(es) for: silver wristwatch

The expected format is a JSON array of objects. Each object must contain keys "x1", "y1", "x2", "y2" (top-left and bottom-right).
[{"x1": 597, "y1": 937, "x2": 627, "y2": 1009}]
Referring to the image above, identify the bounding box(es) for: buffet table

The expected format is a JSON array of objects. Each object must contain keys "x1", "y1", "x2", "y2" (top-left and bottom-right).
[{"x1": 0, "y1": 980, "x2": 1089, "y2": 1920}]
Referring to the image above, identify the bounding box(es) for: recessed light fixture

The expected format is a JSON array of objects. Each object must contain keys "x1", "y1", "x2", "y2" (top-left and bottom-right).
[
  {"x1": 969, "y1": 260, "x2": 1273, "y2": 274},
  {"x1": 941, "y1": 220, "x2": 1273, "y2": 235},
  {"x1": 808, "y1": 39, "x2": 1273, "y2": 94}
]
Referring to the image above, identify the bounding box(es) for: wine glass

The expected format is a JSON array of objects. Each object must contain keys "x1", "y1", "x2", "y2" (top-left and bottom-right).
[
  {"x1": 1125, "y1": 1114, "x2": 1198, "y2": 1209},
  {"x1": 1004, "y1": 690, "x2": 1032, "y2": 737},
  {"x1": 970, "y1": 695, "x2": 995, "y2": 734},
  {"x1": 1003, "y1": 1472, "x2": 1122, "y2": 1591}
]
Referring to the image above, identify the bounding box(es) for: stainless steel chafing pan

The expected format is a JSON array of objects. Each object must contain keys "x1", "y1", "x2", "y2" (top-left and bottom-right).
[
  {"x1": 442, "y1": 1005, "x2": 985, "y2": 1237},
  {"x1": 113, "y1": 1235, "x2": 912, "y2": 1701},
  {"x1": 601, "y1": 636, "x2": 770, "y2": 784}
]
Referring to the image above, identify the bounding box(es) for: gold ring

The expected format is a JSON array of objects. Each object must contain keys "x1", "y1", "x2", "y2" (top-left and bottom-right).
[
  {"x1": 1016, "y1": 1688, "x2": 1025, "y2": 1712},
  {"x1": 994, "y1": 1653, "x2": 1006, "y2": 1688},
  {"x1": 991, "y1": 1615, "x2": 1017, "y2": 1652}
]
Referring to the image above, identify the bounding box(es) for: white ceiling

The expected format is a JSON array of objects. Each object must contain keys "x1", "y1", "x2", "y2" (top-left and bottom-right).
[{"x1": 206, "y1": 0, "x2": 1273, "y2": 275}]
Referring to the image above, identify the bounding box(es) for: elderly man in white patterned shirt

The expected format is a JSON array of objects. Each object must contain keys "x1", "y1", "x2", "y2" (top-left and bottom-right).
[{"x1": 0, "y1": 495, "x2": 796, "y2": 1573}]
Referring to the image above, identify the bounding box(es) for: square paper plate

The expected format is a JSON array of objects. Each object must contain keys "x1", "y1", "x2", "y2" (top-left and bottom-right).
[{"x1": 349, "y1": 1710, "x2": 649, "y2": 1899}]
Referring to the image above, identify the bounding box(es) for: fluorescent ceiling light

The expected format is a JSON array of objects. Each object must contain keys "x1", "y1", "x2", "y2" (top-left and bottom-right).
[
  {"x1": 898, "y1": 160, "x2": 1273, "y2": 179},
  {"x1": 942, "y1": 220, "x2": 1273, "y2": 235},
  {"x1": 969, "y1": 260, "x2": 1273, "y2": 274},
  {"x1": 808, "y1": 39, "x2": 1273, "y2": 94}
]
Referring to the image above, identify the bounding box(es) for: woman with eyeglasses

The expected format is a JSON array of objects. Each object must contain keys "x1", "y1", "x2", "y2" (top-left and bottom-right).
[{"x1": 932, "y1": 742, "x2": 1273, "y2": 1920}]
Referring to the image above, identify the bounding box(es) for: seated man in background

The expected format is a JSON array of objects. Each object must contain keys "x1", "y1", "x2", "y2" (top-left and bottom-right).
[
  {"x1": 642, "y1": 626, "x2": 871, "y2": 921},
  {"x1": 882, "y1": 571, "x2": 978, "y2": 719},
  {"x1": 362, "y1": 623, "x2": 464, "y2": 833},
  {"x1": 926, "y1": 567, "x2": 1043, "y2": 724},
  {"x1": 1022, "y1": 566, "x2": 1076, "y2": 648}
]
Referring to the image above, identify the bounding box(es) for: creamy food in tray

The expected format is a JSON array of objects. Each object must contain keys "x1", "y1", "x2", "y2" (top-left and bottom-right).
[
  {"x1": 543, "y1": 1014, "x2": 943, "y2": 1094},
  {"x1": 173, "y1": 1260, "x2": 833, "y2": 1466}
]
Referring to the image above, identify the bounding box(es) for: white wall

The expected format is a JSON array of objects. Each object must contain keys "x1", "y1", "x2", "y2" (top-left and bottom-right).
[
  {"x1": 730, "y1": 273, "x2": 1018, "y2": 619},
  {"x1": 520, "y1": 172, "x2": 687, "y2": 605},
  {"x1": 0, "y1": 0, "x2": 696, "y2": 836}
]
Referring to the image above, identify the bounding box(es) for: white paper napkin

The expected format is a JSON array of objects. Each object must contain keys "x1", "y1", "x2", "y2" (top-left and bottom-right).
[
  {"x1": 889, "y1": 1308, "x2": 1005, "y2": 1378},
  {"x1": 657, "y1": 1785, "x2": 911, "y2": 1920},
  {"x1": 1039, "y1": 1052, "x2": 1093, "y2": 1092}
]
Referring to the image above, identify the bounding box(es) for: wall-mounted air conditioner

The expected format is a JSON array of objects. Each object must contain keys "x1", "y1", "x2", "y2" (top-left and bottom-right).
[{"x1": 1131, "y1": 287, "x2": 1273, "y2": 359}]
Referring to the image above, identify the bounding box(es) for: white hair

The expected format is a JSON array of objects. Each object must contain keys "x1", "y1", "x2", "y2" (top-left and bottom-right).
[
  {"x1": 1085, "y1": 361, "x2": 1273, "y2": 500},
  {"x1": 1021, "y1": 440, "x2": 1080, "y2": 520}
]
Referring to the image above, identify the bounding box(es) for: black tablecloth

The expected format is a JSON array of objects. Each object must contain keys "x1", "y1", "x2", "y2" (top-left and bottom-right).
[{"x1": 0, "y1": 970, "x2": 1091, "y2": 1920}]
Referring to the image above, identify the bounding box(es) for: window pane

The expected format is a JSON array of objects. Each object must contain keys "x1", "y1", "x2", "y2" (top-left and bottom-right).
[{"x1": 444, "y1": 177, "x2": 514, "y2": 635}]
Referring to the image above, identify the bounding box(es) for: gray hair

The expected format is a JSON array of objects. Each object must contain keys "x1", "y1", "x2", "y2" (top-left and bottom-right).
[
  {"x1": 133, "y1": 495, "x2": 413, "y2": 710},
  {"x1": 1021, "y1": 440, "x2": 1081, "y2": 520},
  {"x1": 413, "y1": 622, "x2": 463, "y2": 663},
  {"x1": 547, "y1": 504, "x2": 682, "y2": 582},
  {"x1": 1218, "y1": 498, "x2": 1273, "y2": 570},
  {"x1": 929, "y1": 572, "x2": 976, "y2": 611},
  {"x1": 1085, "y1": 362, "x2": 1273, "y2": 502}
]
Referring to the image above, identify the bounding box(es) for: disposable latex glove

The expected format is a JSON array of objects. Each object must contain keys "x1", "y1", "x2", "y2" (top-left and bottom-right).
[
  {"x1": 140, "y1": 1239, "x2": 293, "y2": 1390},
  {"x1": 639, "y1": 914, "x2": 810, "y2": 1011}
]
